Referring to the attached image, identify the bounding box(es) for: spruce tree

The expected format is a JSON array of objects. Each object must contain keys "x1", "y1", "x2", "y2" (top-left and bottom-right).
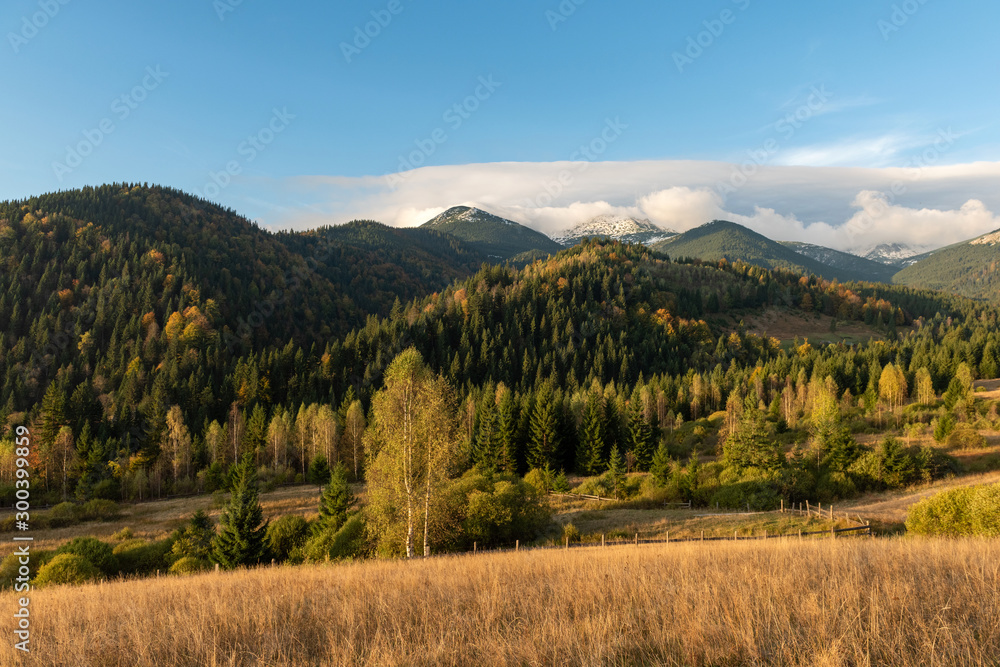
[
  {"x1": 317, "y1": 463, "x2": 355, "y2": 532},
  {"x1": 211, "y1": 455, "x2": 268, "y2": 569},
  {"x1": 528, "y1": 384, "x2": 559, "y2": 470},
  {"x1": 627, "y1": 394, "x2": 653, "y2": 471},
  {"x1": 607, "y1": 445, "x2": 625, "y2": 499},
  {"x1": 577, "y1": 392, "x2": 605, "y2": 476}
]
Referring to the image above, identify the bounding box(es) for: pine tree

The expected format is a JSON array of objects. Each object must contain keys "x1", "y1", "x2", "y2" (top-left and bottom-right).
[
  {"x1": 496, "y1": 384, "x2": 519, "y2": 474},
  {"x1": 473, "y1": 389, "x2": 500, "y2": 474},
  {"x1": 211, "y1": 455, "x2": 268, "y2": 569},
  {"x1": 528, "y1": 384, "x2": 559, "y2": 470},
  {"x1": 577, "y1": 392, "x2": 605, "y2": 476},
  {"x1": 650, "y1": 441, "x2": 672, "y2": 486},
  {"x1": 627, "y1": 394, "x2": 653, "y2": 471},
  {"x1": 607, "y1": 445, "x2": 624, "y2": 499},
  {"x1": 317, "y1": 463, "x2": 355, "y2": 532}
]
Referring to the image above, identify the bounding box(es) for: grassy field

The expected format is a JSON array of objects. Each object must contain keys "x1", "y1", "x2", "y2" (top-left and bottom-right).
[{"x1": 2, "y1": 537, "x2": 998, "y2": 666}]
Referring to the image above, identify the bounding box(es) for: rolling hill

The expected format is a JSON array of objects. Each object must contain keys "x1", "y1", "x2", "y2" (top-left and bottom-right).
[
  {"x1": 893, "y1": 228, "x2": 1000, "y2": 299},
  {"x1": 421, "y1": 206, "x2": 563, "y2": 259},
  {"x1": 651, "y1": 220, "x2": 879, "y2": 283}
]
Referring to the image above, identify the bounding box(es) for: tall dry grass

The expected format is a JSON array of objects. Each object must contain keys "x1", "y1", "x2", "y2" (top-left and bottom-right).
[{"x1": 2, "y1": 537, "x2": 999, "y2": 666}]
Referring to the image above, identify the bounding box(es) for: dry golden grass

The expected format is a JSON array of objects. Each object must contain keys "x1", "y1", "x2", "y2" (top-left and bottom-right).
[{"x1": 3, "y1": 537, "x2": 999, "y2": 666}]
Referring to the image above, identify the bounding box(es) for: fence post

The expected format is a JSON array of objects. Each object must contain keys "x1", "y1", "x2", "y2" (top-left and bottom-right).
[
  {"x1": 701, "y1": 530, "x2": 705, "y2": 542},
  {"x1": 798, "y1": 529, "x2": 802, "y2": 540},
  {"x1": 635, "y1": 533, "x2": 638, "y2": 546},
  {"x1": 734, "y1": 530, "x2": 738, "y2": 541},
  {"x1": 474, "y1": 542, "x2": 477, "y2": 554},
  {"x1": 666, "y1": 531, "x2": 669, "y2": 544},
  {"x1": 763, "y1": 530, "x2": 767, "y2": 540},
  {"x1": 806, "y1": 500, "x2": 810, "y2": 516},
  {"x1": 602, "y1": 534, "x2": 605, "y2": 548},
  {"x1": 516, "y1": 540, "x2": 519, "y2": 552},
  {"x1": 780, "y1": 499, "x2": 784, "y2": 513},
  {"x1": 565, "y1": 536, "x2": 569, "y2": 550},
  {"x1": 830, "y1": 526, "x2": 835, "y2": 540},
  {"x1": 215, "y1": 563, "x2": 220, "y2": 573},
  {"x1": 271, "y1": 559, "x2": 276, "y2": 567}
]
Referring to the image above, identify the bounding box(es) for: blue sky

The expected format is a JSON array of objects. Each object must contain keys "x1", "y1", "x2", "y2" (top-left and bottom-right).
[{"x1": 2, "y1": 0, "x2": 999, "y2": 248}]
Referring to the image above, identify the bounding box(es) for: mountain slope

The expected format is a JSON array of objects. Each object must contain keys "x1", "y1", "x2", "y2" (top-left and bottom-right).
[
  {"x1": 855, "y1": 243, "x2": 931, "y2": 268},
  {"x1": 554, "y1": 215, "x2": 676, "y2": 246},
  {"x1": 893, "y1": 229, "x2": 1000, "y2": 299},
  {"x1": 781, "y1": 242, "x2": 897, "y2": 283},
  {"x1": 422, "y1": 206, "x2": 563, "y2": 259},
  {"x1": 651, "y1": 221, "x2": 875, "y2": 283}
]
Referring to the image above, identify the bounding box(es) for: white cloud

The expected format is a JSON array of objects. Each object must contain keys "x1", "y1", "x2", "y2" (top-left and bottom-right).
[{"x1": 241, "y1": 159, "x2": 1000, "y2": 253}]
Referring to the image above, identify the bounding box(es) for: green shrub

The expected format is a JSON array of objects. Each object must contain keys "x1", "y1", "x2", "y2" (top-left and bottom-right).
[
  {"x1": 906, "y1": 487, "x2": 978, "y2": 536},
  {"x1": 523, "y1": 468, "x2": 551, "y2": 495},
  {"x1": 91, "y1": 478, "x2": 120, "y2": 500},
  {"x1": 709, "y1": 479, "x2": 779, "y2": 511},
  {"x1": 34, "y1": 554, "x2": 101, "y2": 587},
  {"x1": 112, "y1": 527, "x2": 134, "y2": 542},
  {"x1": 562, "y1": 522, "x2": 581, "y2": 544},
  {"x1": 80, "y1": 499, "x2": 120, "y2": 521},
  {"x1": 56, "y1": 537, "x2": 117, "y2": 577},
  {"x1": 46, "y1": 502, "x2": 79, "y2": 528},
  {"x1": 266, "y1": 515, "x2": 310, "y2": 562},
  {"x1": 169, "y1": 556, "x2": 210, "y2": 575},
  {"x1": 113, "y1": 539, "x2": 171, "y2": 577},
  {"x1": 969, "y1": 484, "x2": 1000, "y2": 536},
  {"x1": 302, "y1": 514, "x2": 365, "y2": 562},
  {"x1": 946, "y1": 425, "x2": 988, "y2": 450}
]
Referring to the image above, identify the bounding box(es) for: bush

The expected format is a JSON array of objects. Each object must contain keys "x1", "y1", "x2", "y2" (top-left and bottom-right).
[
  {"x1": 562, "y1": 522, "x2": 581, "y2": 544},
  {"x1": 34, "y1": 554, "x2": 101, "y2": 587},
  {"x1": 709, "y1": 479, "x2": 779, "y2": 511},
  {"x1": 113, "y1": 539, "x2": 172, "y2": 577},
  {"x1": 905, "y1": 487, "x2": 978, "y2": 536},
  {"x1": 46, "y1": 502, "x2": 79, "y2": 528},
  {"x1": 265, "y1": 515, "x2": 310, "y2": 562},
  {"x1": 169, "y1": 556, "x2": 210, "y2": 575},
  {"x1": 302, "y1": 514, "x2": 366, "y2": 562},
  {"x1": 946, "y1": 425, "x2": 988, "y2": 450},
  {"x1": 56, "y1": 537, "x2": 117, "y2": 577},
  {"x1": 523, "y1": 468, "x2": 552, "y2": 495},
  {"x1": 112, "y1": 527, "x2": 134, "y2": 542},
  {"x1": 79, "y1": 499, "x2": 120, "y2": 521}
]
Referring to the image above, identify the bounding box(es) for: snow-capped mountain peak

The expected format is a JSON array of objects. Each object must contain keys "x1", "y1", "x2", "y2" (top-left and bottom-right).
[
  {"x1": 852, "y1": 242, "x2": 933, "y2": 267},
  {"x1": 554, "y1": 215, "x2": 677, "y2": 247}
]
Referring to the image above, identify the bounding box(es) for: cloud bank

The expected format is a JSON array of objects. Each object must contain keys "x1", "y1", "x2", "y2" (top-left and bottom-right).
[{"x1": 253, "y1": 159, "x2": 1000, "y2": 252}]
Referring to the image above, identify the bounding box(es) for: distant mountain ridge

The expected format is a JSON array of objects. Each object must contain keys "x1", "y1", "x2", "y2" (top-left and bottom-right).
[
  {"x1": 892, "y1": 227, "x2": 1000, "y2": 299},
  {"x1": 554, "y1": 215, "x2": 676, "y2": 246},
  {"x1": 781, "y1": 241, "x2": 897, "y2": 283},
  {"x1": 650, "y1": 220, "x2": 885, "y2": 283},
  {"x1": 854, "y1": 242, "x2": 932, "y2": 267},
  {"x1": 421, "y1": 206, "x2": 563, "y2": 260}
]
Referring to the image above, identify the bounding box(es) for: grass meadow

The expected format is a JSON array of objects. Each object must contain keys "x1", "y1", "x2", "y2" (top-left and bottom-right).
[{"x1": 2, "y1": 536, "x2": 998, "y2": 666}]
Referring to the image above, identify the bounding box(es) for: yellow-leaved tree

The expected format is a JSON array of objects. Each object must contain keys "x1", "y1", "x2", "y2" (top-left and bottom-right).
[{"x1": 365, "y1": 348, "x2": 458, "y2": 558}]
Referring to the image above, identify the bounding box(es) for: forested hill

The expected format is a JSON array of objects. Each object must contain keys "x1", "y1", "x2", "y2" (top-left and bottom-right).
[
  {"x1": 652, "y1": 220, "x2": 885, "y2": 283},
  {"x1": 0, "y1": 186, "x2": 991, "y2": 504},
  {"x1": 893, "y1": 229, "x2": 1000, "y2": 300}
]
